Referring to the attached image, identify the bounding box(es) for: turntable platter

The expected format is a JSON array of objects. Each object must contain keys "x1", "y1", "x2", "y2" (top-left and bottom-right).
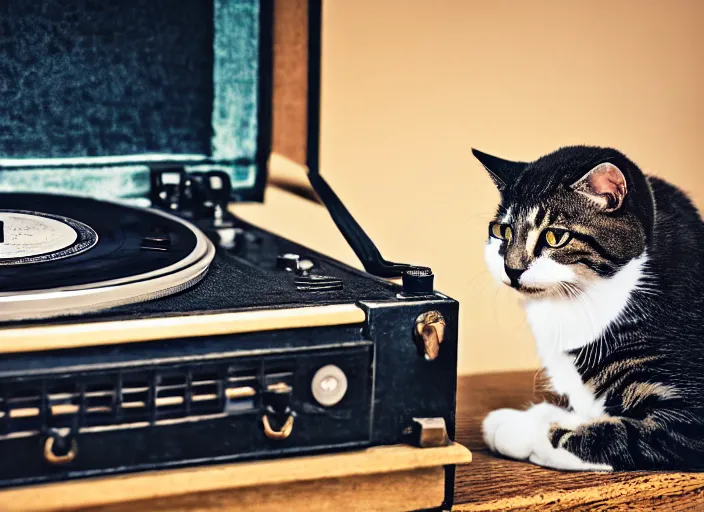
[{"x1": 0, "y1": 193, "x2": 215, "y2": 322}]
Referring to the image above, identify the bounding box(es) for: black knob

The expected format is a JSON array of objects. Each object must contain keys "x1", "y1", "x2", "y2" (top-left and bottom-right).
[
  {"x1": 276, "y1": 253, "x2": 300, "y2": 271},
  {"x1": 402, "y1": 266, "x2": 434, "y2": 294},
  {"x1": 205, "y1": 170, "x2": 232, "y2": 205}
]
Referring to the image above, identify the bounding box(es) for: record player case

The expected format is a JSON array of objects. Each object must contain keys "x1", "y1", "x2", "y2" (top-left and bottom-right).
[{"x1": 0, "y1": 1, "x2": 469, "y2": 510}]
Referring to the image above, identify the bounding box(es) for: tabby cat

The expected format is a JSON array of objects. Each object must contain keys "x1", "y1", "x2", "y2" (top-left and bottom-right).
[{"x1": 476, "y1": 145, "x2": 704, "y2": 471}]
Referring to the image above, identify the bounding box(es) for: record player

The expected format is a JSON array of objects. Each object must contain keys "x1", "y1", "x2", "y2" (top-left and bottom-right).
[{"x1": 0, "y1": 0, "x2": 465, "y2": 509}]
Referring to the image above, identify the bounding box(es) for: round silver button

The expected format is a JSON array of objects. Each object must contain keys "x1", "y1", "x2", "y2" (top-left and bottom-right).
[{"x1": 311, "y1": 365, "x2": 348, "y2": 407}]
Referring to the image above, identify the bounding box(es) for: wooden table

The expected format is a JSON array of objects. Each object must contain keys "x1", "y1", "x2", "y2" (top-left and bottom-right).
[{"x1": 454, "y1": 372, "x2": 704, "y2": 511}]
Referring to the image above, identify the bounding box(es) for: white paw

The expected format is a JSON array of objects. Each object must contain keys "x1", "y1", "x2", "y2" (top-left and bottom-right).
[
  {"x1": 482, "y1": 403, "x2": 573, "y2": 459},
  {"x1": 482, "y1": 408, "x2": 533, "y2": 459},
  {"x1": 527, "y1": 402, "x2": 581, "y2": 427},
  {"x1": 482, "y1": 402, "x2": 611, "y2": 471},
  {"x1": 529, "y1": 445, "x2": 613, "y2": 471}
]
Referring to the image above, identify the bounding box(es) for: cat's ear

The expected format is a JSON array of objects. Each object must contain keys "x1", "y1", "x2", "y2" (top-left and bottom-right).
[
  {"x1": 472, "y1": 148, "x2": 527, "y2": 190},
  {"x1": 570, "y1": 162, "x2": 627, "y2": 212}
]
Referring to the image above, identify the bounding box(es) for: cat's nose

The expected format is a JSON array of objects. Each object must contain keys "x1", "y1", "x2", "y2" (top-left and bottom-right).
[{"x1": 504, "y1": 266, "x2": 525, "y2": 288}]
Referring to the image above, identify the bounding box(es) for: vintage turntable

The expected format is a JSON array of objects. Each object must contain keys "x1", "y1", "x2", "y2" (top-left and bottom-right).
[{"x1": 0, "y1": 0, "x2": 468, "y2": 510}]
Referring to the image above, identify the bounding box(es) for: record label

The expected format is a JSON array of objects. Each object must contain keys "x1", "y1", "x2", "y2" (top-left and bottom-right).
[{"x1": 0, "y1": 210, "x2": 98, "y2": 265}]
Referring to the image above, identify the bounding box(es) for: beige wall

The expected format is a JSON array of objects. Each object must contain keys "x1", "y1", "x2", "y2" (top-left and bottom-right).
[{"x1": 318, "y1": 0, "x2": 704, "y2": 375}]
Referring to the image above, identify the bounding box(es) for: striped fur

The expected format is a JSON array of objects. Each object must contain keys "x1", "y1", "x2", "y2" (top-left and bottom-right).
[{"x1": 476, "y1": 146, "x2": 704, "y2": 471}]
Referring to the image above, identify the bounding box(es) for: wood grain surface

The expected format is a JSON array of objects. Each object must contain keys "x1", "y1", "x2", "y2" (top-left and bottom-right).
[{"x1": 454, "y1": 371, "x2": 704, "y2": 510}]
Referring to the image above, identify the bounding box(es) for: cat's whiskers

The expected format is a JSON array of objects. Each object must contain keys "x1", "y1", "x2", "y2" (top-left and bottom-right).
[
  {"x1": 597, "y1": 335, "x2": 607, "y2": 371},
  {"x1": 573, "y1": 282, "x2": 603, "y2": 349},
  {"x1": 575, "y1": 294, "x2": 602, "y2": 369},
  {"x1": 621, "y1": 292, "x2": 650, "y2": 325}
]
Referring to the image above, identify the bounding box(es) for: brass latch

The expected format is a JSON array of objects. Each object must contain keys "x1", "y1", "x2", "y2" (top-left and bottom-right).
[
  {"x1": 262, "y1": 413, "x2": 294, "y2": 440},
  {"x1": 414, "y1": 310, "x2": 446, "y2": 361},
  {"x1": 262, "y1": 382, "x2": 295, "y2": 441},
  {"x1": 43, "y1": 431, "x2": 78, "y2": 465}
]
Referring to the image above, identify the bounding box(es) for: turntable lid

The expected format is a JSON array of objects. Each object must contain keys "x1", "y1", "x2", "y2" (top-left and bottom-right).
[{"x1": 0, "y1": 0, "x2": 319, "y2": 204}]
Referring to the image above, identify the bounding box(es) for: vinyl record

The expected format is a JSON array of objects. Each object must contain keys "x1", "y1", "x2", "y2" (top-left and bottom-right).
[{"x1": 0, "y1": 193, "x2": 215, "y2": 321}]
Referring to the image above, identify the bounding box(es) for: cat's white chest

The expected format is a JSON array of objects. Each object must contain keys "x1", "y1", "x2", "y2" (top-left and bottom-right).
[
  {"x1": 520, "y1": 256, "x2": 648, "y2": 418},
  {"x1": 525, "y1": 300, "x2": 606, "y2": 418},
  {"x1": 541, "y1": 352, "x2": 605, "y2": 419}
]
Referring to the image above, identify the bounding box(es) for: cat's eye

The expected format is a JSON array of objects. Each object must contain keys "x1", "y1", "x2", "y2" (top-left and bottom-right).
[
  {"x1": 544, "y1": 229, "x2": 570, "y2": 248},
  {"x1": 489, "y1": 223, "x2": 512, "y2": 242},
  {"x1": 505, "y1": 226, "x2": 513, "y2": 242}
]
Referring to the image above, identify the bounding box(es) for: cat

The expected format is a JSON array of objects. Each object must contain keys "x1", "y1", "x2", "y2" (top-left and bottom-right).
[{"x1": 475, "y1": 145, "x2": 704, "y2": 471}]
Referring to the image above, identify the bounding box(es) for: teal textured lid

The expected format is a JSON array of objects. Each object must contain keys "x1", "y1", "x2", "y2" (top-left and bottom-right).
[{"x1": 0, "y1": 0, "x2": 271, "y2": 204}]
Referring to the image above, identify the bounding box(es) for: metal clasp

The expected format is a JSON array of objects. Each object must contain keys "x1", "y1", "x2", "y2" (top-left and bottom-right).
[
  {"x1": 43, "y1": 433, "x2": 78, "y2": 465},
  {"x1": 261, "y1": 381, "x2": 295, "y2": 440},
  {"x1": 262, "y1": 413, "x2": 294, "y2": 440},
  {"x1": 414, "y1": 310, "x2": 446, "y2": 361}
]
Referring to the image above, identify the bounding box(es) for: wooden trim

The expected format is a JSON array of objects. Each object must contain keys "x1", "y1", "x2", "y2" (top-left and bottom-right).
[
  {"x1": 0, "y1": 443, "x2": 472, "y2": 512},
  {"x1": 271, "y1": 0, "x2": 309, "y2": 166},
  {"x1": 0, "y1": 304, "x2": 366, "y2": 354},
  {"x1": 93, "y1": 467, "x2": 447, "y2": 512}
]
